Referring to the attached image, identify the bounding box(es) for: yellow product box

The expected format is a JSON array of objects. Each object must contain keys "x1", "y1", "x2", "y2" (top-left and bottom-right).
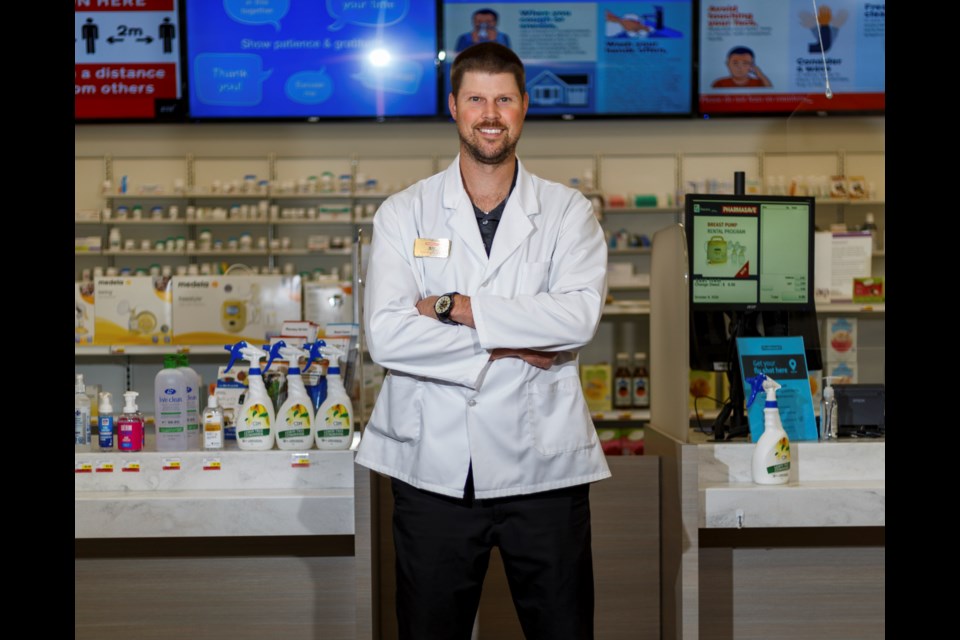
[
  {"x1": 171, "y1": 275, "x2": 302, "y2": 345},
  {"x1": 689, "y1": 370, "x2": 719, "y2": 416},
  {"x1": 581, "y1": 363, "x2": 612, "y2": 413},
  {"x1": 75, "y1": 281, "x2": 96, "y2": 345},
  {"x1": 93, "y1": 276, "x2": 173, "y2": 345}
]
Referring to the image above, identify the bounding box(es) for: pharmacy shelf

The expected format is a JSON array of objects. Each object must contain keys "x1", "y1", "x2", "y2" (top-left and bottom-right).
[
  {"x1": 75, "y1": 345, "x2": 229, "y2": 356},
  {"x1": 273, "y1": 248, "x2": 352, "y2": 256},
  {"x1": 592, "y1": 409, "x2": 651, "y2": 423},
  {"x1": 816, "y1": 302, "x2": 885, "y2": 314},
  {"x1": 608, "y1": 247, "x2": 652, "y2": 255},
  {"x1": 271, "y1": 218, "x2": 353, "y2": 225},
  {"x1": 602, "y1": 207, "x2": 680, "y2": 215},
  {"x1": 602, "y1": 303, "x2": 651, "y2": 316},
  {"x1": 103, "y1": 249, "x2": 187, "y2": 256}
]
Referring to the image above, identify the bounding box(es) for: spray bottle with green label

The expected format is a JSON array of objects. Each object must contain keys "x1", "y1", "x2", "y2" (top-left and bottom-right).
[
  {"x1": 224, "y1": 341, "x2": 275, "y2": 451},
  {"x1": 746, "y1": 374, "x2": 790, "y2": 485},
  {"x1": 312, "y1": 340, "x2": 354, "y2": 450},
  {"x1": 266, "y1": 341, "x2": 315, "y2": 450}
]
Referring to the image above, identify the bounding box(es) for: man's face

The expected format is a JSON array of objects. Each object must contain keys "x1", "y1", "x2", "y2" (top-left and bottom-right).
[
  {"x1": 473, "y1": 13, "x2": 497, "y2": 31},
  {"x1": 726, "y1": 53, "x2": 755, "y2": 79},
  {"x1": 449, "y1": 71, "x2": 528, "y2": 166}
]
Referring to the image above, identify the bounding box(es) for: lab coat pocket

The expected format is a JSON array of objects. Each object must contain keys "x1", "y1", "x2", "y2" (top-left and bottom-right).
[
  {"x1": 526, "y1": 374, "x2": 597, "y2": 455},
  {"x1": 367, "y1": 373, "x2": 423, "y2": 443},
  {"x1": 516, "y1": 261, "x2": 550, "y2": 296}
]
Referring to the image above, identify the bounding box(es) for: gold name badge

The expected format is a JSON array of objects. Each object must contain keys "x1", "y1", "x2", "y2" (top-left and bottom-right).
[{"x1": 413, "y1": 238, "x2": 451, "y2": 258}]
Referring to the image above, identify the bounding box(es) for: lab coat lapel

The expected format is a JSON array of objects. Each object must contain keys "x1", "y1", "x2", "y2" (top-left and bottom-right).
[
  {"x1": 484, "y1": 164, "x2": 537, "y2": 280},
  {"x1": 442, "y1": 160, "x2": 489, "y2": 265}
]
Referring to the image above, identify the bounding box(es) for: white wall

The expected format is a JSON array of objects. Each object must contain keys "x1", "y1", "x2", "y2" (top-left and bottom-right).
[{"x1": 75, "y1": 115, "x2": 884, "y2": 159}]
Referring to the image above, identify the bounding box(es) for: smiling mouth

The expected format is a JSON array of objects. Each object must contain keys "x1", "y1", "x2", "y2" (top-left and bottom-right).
[{"x1": 477, "y1": 126, "x2": 504, "y2": 136}]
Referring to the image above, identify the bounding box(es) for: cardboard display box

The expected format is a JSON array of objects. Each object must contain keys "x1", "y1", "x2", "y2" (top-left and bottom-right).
[
  {"x1": 93, "y1": 276, "x2": 173, "y2": 345},
  {"x1": 172, "y1": 275, "x2": 302, "y2": 345}
]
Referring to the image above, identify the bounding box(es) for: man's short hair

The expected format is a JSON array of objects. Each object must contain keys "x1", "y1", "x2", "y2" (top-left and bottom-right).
[
  {"x1": 473, "y1": 8, "x2": 498, "y2": 22},
  {"x1": 727, "y1": 46, "x2": 755, "y2": 60},
  {"x1": 451, "y1": 42, "x2": 525, "y2": 98}
]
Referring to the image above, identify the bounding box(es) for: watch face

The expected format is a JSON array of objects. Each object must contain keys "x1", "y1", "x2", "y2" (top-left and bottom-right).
[{"x1": 435, "y1": 295, "x2": 452, "y2": 316}]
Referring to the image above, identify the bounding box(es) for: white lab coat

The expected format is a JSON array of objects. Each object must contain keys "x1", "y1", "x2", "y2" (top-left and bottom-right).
[{"x1": 356, "y1": 156, "x2": 611, "y2": 499}]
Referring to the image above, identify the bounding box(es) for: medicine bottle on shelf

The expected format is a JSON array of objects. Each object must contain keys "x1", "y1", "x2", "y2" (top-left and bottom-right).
[
  {"x1": 613, "y1": 353, "x2": 633, "y2": 409},
  {"x1": 631, "y1": 352, "x2": 650, "y2": 409}
]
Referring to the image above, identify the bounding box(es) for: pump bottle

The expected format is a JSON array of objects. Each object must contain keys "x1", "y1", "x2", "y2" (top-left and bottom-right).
[
  {"x1": 203, "y1": 392, "x2": 224, "y2": 451},
  {"x1": 117, "y1": 391, "x2": 145, "y2": 452},
  {"x1": 75, "y1": 374, "x2": 92, "y2": 451},
  {"x1": 98, "y1": 392, "x2": 115, "y2": 452},
  {"x1": 745, "y1": 374, "x2": 791, "y2": 485},
  {"x1": 820, "y1": 376, "x2": 839, "y2": 440},
  {"x1": 268, "y1": 341, "x2": 315, "y2": 450},
  {"x1": 224, "y1": 341, "x2": 276, "y2": 450},
  {"x1": 154, "y1": 354, "x2": 189, "y2": 451},
  {"x1": 313, "y1": 341, "x2": 355, "y2": 450}
]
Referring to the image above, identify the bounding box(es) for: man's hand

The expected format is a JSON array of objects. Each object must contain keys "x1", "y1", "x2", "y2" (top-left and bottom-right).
[{"x1": 490, "y1": 348, "x2": 560, "y2": 370}]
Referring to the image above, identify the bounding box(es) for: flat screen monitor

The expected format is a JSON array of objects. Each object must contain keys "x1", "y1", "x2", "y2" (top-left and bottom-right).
[
  {"x1": 685, "y1": 193, "x2": 822, "y2": 376},
  {"x1": 184, "y1": 1, "x2": 441, "y2": 120},
  {"x1": 75, "y1": 0, "x2": 187, "y2": 122},
  {"x1": 441, "y1": 0, "x2": 694, "y2": 118},
  {"x1": 697, "y1": 0, "x2": 885, "y2": 117}
]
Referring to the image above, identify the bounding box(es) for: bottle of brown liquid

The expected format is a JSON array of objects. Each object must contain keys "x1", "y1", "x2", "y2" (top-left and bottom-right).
[
  {"x1": 613, "y1": 353, "x2": 633, "y2": 409},
  {"x1": 631, "y1": 352, "x2": 650, "y2": 409}
]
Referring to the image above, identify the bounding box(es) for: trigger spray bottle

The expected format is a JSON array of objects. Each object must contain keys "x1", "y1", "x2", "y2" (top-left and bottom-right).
[
  {"x1": 746, "y1": 374, "x2": 791, "y2": 485},
  {"x1": 224, "y1": 342, "x2": 275, "y2": 450},
  {"x1": 268, "y1": 341, "x2": 316, "y2": 450},
  {"x1": 313, "y1": 341, "x2": 355, "y2": 450}
]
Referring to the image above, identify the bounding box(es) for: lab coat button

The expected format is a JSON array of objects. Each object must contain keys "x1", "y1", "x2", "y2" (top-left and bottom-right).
[{"x1": 468, "y1": 399, "x2": 477, "y2": 407}]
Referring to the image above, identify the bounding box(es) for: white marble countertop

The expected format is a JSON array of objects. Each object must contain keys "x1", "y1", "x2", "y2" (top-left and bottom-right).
[
  {"x1": 75, "y1": 443, "x2": 359, "y2": 539},
  {"x1": 695, "y1": 440, "x2": 885, "y2": 529}
]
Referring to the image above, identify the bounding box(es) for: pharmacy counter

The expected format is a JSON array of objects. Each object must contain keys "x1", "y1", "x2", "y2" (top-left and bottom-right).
[
  {"x1": 646, "y1": 429, "x2": 885, "y2": 640},
  {"x1": 75, "y1": 440, "x2": 376, "y2": 640},
  {"x1": 696, "y1": 438, "x2": 885, "y2": 529},
  {"x1": 74, "y1": 447, "x2": 356, "y2": 539}
]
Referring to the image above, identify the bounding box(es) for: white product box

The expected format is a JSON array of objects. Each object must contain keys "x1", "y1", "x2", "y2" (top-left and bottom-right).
[
  {"x1": 216, "y1": 364, "x2": 249, "y2": 441},
  {"x1": 75, "y1": 281, "x2": 95, "y2": 345},
  {"x1": 93, "y1": 276, "x2": 173, "y2": 345},
  {"x1": 304, "y1": 281, "x2": 353, "y2": 333},
  {"x1": 280, "y1": 320, "x2": 320, "y2": 341},
  {"x1": 172, "y1": 275, "x2": 302, "y2": 345}
]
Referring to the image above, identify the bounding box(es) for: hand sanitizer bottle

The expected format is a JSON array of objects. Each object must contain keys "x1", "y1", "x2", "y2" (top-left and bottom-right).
[{"x1": 820, "y1": 376, "x2": 839, "y2": 440}]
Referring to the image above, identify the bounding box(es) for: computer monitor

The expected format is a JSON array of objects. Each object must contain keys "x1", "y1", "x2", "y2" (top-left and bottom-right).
[{"x1": 684, "y1": 193, "x2": 823, "y2": 439}]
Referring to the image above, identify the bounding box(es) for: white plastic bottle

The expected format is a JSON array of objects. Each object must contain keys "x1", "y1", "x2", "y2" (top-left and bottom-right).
[
  {"x1": 154, "y1": 354, "x2": 189, "y2": 451},
  {"x1": 314, "y1": 342, "x2": 354, "y2": 450},
  {"x1": 224, "y1": 342, "x2": 276, "y2": 450},
  {"x1": 75, "y1": 374, "x2": 92, "y2": 451},
  {"x1": 203, "y1": 393, "x2": 224, "y2": 451},
  {"x1": 98, "y1": 391, "x2": 115, "y2": 452},
  {"x1": 272, "y1": 343, "x2": 316, "y2": 450},
  {"x1": 177, "y1": 354, "x2": 203, "y2": 450},
  {"x1": 746, "y1": 374, "x2": 791, "y2": 485},
  {"x1": 820, "y1": 376, "x2": 839, "y2": 440}
]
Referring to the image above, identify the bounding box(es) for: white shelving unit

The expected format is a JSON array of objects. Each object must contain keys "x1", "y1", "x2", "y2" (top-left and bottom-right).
[{"x1": 76, "y1": 149, "x2": 886, "y2": 426}]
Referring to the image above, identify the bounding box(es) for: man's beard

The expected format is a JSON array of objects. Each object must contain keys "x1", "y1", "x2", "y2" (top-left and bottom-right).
[{"x1": 459, "y1": 122, "x2": 519, "y2": 166}]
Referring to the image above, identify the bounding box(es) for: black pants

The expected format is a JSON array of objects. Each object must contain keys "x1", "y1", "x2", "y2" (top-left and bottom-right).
[{"x1": 391, "y1": 477, "x2": 595, "y2": 640}]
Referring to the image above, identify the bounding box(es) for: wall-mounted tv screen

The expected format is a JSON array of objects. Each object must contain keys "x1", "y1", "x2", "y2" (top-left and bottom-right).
[
  {"x1": 75, "y1": 0, "x2": 186, "y2": 122},
  {"x1": 441, "y1": 1, "x2": 694, "y2": 118},
  {"x1": 184, "y1": 0, "x2": 440, "y2": 120},
  {"x1": 697, "y1": 0, "x2": 885, "y2": 116}
]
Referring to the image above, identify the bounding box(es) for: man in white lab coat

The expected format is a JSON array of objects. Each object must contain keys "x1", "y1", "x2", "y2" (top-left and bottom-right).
[{"x1": 357, "y1": 42, "x2": 611, "y2": 640}]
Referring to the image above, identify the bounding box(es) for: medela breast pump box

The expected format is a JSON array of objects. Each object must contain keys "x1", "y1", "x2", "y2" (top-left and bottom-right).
[
  {"x1": 75, "y1": 281, "x2": 95, "y2": 345},
  {"x1": 171, "y1": 275, "x2": 302, "y2": 345},
  {"x1": 93, "y1": 276, "x2": 173, "y2": 345}
]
